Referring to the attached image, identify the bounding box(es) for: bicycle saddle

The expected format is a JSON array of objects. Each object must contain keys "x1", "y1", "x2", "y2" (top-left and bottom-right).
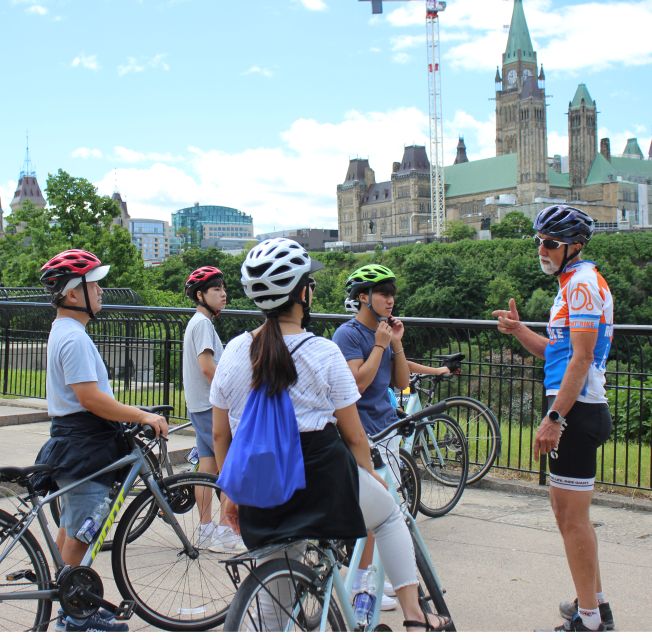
[{"x1": 0, "y1": 464, "x2": 54, "y2": 484}]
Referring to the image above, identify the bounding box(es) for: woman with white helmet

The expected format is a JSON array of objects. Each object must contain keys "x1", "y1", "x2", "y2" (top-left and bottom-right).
[{"x1": 210, "y1": 237, "x2": 449, "y2": 632}]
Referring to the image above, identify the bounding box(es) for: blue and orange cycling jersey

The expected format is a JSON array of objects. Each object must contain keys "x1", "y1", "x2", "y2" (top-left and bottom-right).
[{"x1": 544, "y1": 260, "x2": 613, "y2": 403}]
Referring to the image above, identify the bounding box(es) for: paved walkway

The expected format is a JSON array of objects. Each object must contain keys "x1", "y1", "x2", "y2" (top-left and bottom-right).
[{"x1": 1, "y1": 403, "x2": 651, "y2": 632}]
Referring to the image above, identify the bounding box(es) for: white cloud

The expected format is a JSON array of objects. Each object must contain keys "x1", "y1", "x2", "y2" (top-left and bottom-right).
[
  {"x1": 0, "y1": 180, "x2": 16, "y2": 219},
  {"x1": 26, "y1": 4, "x2": 47, "y2": 15},
  {"x1": 390, "y1": 34, "x2": 424, "y2": 52},
  {"x1": 444, "y1": 110, "x2": 496, "y2": 162},
  {"x1": 392, "y1": 52, "x2": 411, "y2": 64},
  {"x1": 112, "y1": 146, "x2": 185, "y2": 164},
  {"x1": 71, "y1": 147, "x2": 103, "y2": 159},
  {"x1": 383, "y1": 0, "x2": 652, "y2": 73},
  {"x1": 242, "y1": 65, "x2": 274, "y2": 78},
  {"x1": 71, "y1": 53, "x2": 99, "y2": 71},
  {"x1": 296, "y1": 0, "x2": 327, "y2": 11},
  {"x1": 92, "y1": 108, "x2": 432, "y2": 233},
  {"x1": 117, "y1": 54, "x2": 170, "y2": 77}
]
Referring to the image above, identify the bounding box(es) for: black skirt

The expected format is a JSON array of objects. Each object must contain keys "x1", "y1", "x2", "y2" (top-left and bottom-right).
[{"x1": 239, "y1": 423, "x2": 367, "y2": 549}]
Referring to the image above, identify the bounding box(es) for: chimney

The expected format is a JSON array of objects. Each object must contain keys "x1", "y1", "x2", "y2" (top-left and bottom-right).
[
  {"x1": 392, "y1": 162, "x2": 401, "y2": 173},
  {"x1": 600, "y1": 138, "x2": 611, "y2": 162}
]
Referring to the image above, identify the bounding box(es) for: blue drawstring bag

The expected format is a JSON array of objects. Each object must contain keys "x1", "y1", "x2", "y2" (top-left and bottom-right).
[{"x1": 217, "y1": 336, "x2": 314, "y2": 508}]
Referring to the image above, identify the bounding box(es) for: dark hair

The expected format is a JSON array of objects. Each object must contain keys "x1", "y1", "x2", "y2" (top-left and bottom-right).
[
  {"x1": 192, "y1": 276, "x2": 224, "y2": 302},
  {"x1": 250, "y1": 277, "x2": 308, "y2": 395},
  {"x1": 371, "y1": 281, "x2": 397, "y2": 296}
]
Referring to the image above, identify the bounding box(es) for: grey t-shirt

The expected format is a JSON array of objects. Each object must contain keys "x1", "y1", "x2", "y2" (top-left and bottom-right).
[
  {"x1": 182, "y1": 311, "x2": 223, "y2": 413},
  {"x1": 46, "y1": 317, "x2": 114, "y2": 417}
]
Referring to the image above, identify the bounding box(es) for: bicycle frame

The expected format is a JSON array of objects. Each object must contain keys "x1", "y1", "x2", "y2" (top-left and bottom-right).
[{"x1": 0, "y1": 436, "x2": 197, "y2": 607}]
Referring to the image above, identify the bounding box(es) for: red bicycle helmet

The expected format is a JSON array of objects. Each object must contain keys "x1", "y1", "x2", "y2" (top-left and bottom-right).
[
  {"x1": 185, "y1": 266, "x2": 224, "y2": 300},
  {"x1": 40, "y1": 250, "x2": 109, "y2": 296}
]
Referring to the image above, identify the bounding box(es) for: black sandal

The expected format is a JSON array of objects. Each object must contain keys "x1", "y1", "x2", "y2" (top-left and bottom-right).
[{"x1": 403, "y1": 614, "x2": 451, "y2": 632}]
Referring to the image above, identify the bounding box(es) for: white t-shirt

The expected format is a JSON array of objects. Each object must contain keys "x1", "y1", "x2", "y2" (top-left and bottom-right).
[
  {"x1": 46, "y1": 317, "x2": 114, "y2": 417},
  {"x1": 210, "y1": 331, "x2": 360, "y2": 435},
  {"x1": 182, "y1": 311, "x2": 224, "y2": 413}
]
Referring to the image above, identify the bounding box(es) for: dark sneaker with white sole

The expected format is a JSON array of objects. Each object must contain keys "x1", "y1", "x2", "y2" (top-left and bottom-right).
[
  {"x1": 554, "y1": 614, "x2": 605, "y2": 632},
  {"x1": 559, "y1": 599, "x2": 614, "y2": 631}
]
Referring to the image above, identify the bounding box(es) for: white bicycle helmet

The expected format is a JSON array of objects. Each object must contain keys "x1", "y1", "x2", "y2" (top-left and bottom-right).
[
  {"x1": 344, "y1": 297, "x2": 360, "y2": 314},
  {"x1": 241, "y1": 238, "x2": 323, "y2": 310}
]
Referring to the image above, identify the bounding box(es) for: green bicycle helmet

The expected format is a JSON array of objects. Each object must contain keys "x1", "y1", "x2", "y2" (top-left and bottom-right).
[{"x1": 345, "y1": 264, "x2": 396, "y2": 299}]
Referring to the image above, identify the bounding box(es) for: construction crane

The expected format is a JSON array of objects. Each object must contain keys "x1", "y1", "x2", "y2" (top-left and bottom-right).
[{"x1": 359, "y1": 0, "x2": 447, "y2": 237}]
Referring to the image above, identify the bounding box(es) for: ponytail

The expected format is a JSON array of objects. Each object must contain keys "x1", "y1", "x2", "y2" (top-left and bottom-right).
[{"x1": 250, "y1": 314, "x2": 297, "y2": 395}]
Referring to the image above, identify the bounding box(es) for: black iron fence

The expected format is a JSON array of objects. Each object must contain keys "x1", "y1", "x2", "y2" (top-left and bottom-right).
[{"x1": 1, "y1": 301, "x2": 650, "y2": 492}]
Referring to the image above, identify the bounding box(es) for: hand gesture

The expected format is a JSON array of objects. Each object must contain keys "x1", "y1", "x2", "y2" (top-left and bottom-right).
[
  {"x1": 375, "y1": 320, "x2": 392, "y2": 349},
  {"x1": 388, "y1": 316, "x2": 405, "y2": 342},
  {"x1": 492, "y1": 298, "x2": 522, "y2": 335},
  {"x1": 533, "y1": 417, "x2": 562, "y2": 461}
]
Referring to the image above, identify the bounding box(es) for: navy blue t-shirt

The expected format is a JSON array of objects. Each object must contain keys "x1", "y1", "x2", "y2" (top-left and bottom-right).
[{"x1": 332, "y1": 318, "x2": 398, "y2": 436}]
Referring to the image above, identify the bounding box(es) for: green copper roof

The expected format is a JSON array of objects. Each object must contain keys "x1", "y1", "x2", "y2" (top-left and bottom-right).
[
  {"x1": 610, "y1": 156, "x2": 652, "y2": 180},
  {"x1": 570, "y1": 84, "x2": 595, "y2": 109},
  {"x1": 622, "y1": 138, "x2": 643, "y2": 159},
  {"x1": 586, "y1": 153, "x2": 616, "y2": 185},
  {"x1": 548, "y1": 169, "x2": 570, "y2": 188},
  {"x1": 444, "y1": 154, "x2": 517, "y2": 197},
  {"x1": 504, "y1": 0, "x2": 536, "y2": 64}
]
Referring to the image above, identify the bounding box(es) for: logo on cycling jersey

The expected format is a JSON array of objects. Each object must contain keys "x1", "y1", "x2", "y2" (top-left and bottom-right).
[{"x1": 568, "y1": 282, "x2": 594, "y2": 312}]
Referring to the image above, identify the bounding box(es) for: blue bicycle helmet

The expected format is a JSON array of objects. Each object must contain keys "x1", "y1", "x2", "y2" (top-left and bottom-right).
[{"x1": 533, "y1": 205, "x2": 595, "y2": 245}]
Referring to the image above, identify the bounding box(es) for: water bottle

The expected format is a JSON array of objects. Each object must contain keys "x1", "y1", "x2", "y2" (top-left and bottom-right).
[
  {"x1": 75, "y1": 496, "x2": 112, "y2": 544},
  {"x1": 353, "y1": 566, "x2": 377, "y2": 629},
  {"x1": 186, "y1": 446, "x2": 199, "y2": 465}
]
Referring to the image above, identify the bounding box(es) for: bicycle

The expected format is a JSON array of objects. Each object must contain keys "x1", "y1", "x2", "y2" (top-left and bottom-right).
[
  {"x1": 0, "y1": 422, "x2": 235, "y2": 632},
  {"x1": 221, "y1": 403, "x2": 459, "y2": 632},
  {"x1": 47, "y1": 407, "x2": 196, "y2": 553},
  {"x1": 399, "y1": 353, "x2": 501, "y2": 486}
]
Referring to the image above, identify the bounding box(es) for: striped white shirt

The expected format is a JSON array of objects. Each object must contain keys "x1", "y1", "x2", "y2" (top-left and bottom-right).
[{"x1": 209, "y1": 331, "x2": 360, "y2": 435}]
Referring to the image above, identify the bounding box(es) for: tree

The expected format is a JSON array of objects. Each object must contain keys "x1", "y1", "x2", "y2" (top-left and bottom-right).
[
  {"x1": 491, "y1": 211, "x2": 532, "y2": 239},
  {"x1": 445, "y1": 221, "x2": 475, "y2": 241},
  {"x1": 0, "y1": 170, "x2": 145, "y2": 290}
]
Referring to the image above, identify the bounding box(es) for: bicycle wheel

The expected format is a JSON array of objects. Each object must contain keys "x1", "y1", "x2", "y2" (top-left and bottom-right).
[
  {"x1": 414, "y1": 414, "x2": 468, "y2": 518},
  {"x1": 48, "y1": 442, "x2": 160, "y2": 553},
  {"x1": 398, "y1": 448, "x2": 420, "y2": 518},
  {"x1": 112, "y1": 472, "x2": 234, "y2": 631},
  {"x1": 0, "y1": 509, "x2": 52, "y2": 632},
  {"x1": 223, "y1": 558, "x2": 346, "y2": 631},
  {"x1": 412, "y1": 529, "x2": 456, "y2": 631},
  {"x1": 444, "y1": 396, "x2": 501, "y2": 484}
]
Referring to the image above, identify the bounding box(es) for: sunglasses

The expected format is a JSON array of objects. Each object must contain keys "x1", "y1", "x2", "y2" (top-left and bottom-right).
[
  {"x1": 533, "y1": 235, "x2": 570, "y2": 250},
  {"x1": 308, "y1": 277, "x2": 316, "y2": 292}
]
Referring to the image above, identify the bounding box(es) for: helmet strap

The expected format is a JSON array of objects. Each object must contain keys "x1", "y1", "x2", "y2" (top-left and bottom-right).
[
  {"x1": 365, "y1": 287, "x2": 387, "y2": 323},
  {"x1": 554, "y1": 245, "x2": 581, "y2": 276},
  {"x1": 196, "y1": 280, "x2": 224, "y2": 318},
  {"x1": 58, "y1": 276, "x2": 96, "y2": 319}
]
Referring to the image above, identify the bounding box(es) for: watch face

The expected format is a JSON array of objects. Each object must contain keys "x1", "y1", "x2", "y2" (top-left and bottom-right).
[
  {"x1": 522, "y1": 69, "x2": 533, "y2": 81},
  {"x1": 507, "y1": 69, "x2": 517, "y2": 85}
]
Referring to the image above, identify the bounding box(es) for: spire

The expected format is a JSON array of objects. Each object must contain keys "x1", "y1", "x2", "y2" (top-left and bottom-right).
[
  {"x1": 648, "y1": 139, "x2": 652, "y2": 160},
  {"x1": 503, "y1": 0, "x2": 536, "y2": 64},
  {"x1": 570, "y1": 83, "x2": 595, "y2": 109},
  {"x1": 10, "y1": 135, "x2": 46, "y2": 212},
  {"x1": 20, "y1": 131, "x2": 36, "y2": 179},
  {"x1": 454, "y1": 136, "x2": 468, "y2": 164},
  {"x1": 622, "y1": 138, "x2": 643, "y2": 159}
]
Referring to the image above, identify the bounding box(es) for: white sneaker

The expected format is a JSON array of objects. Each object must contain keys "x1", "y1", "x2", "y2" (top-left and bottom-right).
[
  {"x1": 384, "y1": 580, "x2": 396, "y2": 597},
  {"x1": 196, "y1": 522, "x2": 218, "y2": 548},
  {"x1": 208, "y1": 527, "x2": 247, "y2": 554},
  {"x1": 380, "y1": 593, "x2": 397, "y2": 611}
]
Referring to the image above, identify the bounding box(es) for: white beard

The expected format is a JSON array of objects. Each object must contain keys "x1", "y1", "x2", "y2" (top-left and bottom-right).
[{"x1": 539, "y1": 258, "x2": 559, "y2": 275}]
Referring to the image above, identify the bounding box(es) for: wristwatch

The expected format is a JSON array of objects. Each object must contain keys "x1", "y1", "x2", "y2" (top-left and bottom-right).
[{"x1": 546, "y1": 409, "x2": 566, "y2": 425}]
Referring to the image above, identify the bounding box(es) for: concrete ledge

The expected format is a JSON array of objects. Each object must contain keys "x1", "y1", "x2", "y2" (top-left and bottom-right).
[
  {"x1": 0, "y1": 411, "x2": 50, "y2": 427},
  {"x1": 476, "y1": 475, "x2": 652, "y2": 513}
]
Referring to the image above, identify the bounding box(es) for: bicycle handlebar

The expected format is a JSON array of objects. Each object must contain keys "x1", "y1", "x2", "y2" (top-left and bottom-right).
[{"x1": 370, "y1": 400, "x2": 448, "y2": 443}]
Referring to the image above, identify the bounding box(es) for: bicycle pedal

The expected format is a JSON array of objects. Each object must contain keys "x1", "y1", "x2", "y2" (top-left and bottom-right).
[{"x1": 114, "y1": 600, "x2": 136, "y2": 620}]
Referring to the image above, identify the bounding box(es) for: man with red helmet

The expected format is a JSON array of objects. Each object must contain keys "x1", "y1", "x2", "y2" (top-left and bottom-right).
[
  {"x1": 183, "y1": 266, "x2": 244, "y2": 553},
  {"x1": 36, "y1": 249, "x2": 168, "y2": 632}
]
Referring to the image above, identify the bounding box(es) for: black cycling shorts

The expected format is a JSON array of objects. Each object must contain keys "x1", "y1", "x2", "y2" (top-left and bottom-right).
[{"x1": 546, "y1": 399, "x2": 612, "y2": 492}]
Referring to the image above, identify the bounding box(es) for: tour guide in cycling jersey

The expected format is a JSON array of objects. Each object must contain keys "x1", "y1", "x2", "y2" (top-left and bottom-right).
[
  {"x1": 34, "y1": 250, "x2": 167, "y2": 632},
  {"x1": 492, "y1": 205, "x2": 615, "y2": 633}
]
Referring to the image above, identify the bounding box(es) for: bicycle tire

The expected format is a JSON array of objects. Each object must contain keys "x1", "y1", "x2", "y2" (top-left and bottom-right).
[
  {"x1": 223, "y1": 558, "x2": 346, "y2": 632},
  {"x1": 414, "y1": 414, "x2": 468, "y2": 518},
  {"x1": 0, "y1": 509, "x2": 52, "y2": 632},
  {"x1": 48, "y1": 443, "x2": 160, "y2": 553},
  {"x1": 398, "y1": 448, "x2": 420, "y2": 518},
  {"x1": 444, "y1": 396, "x2": 501, "y2": 484},
  {"x1": 111, "y1": 472, "x2": 234, "y2": 631},
  {"x1": 413, "y1": 529, "x2": 456, "y2": 631}
]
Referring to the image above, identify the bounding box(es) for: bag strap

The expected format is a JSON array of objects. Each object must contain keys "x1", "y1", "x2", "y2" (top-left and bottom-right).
[{"x1": 289, "y1": 334, "x2": 317, "y2": 356}]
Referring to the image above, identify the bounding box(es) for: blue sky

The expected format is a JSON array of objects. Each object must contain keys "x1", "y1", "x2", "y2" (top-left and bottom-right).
[{"x1": 1, "y1": 0, "x2": 651, "y2": 234}]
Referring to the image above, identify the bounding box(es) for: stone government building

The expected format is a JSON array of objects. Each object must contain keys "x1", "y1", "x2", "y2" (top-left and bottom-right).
[{"x1": 337, "y1": 0, "x2": 652, "y2": 244}]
